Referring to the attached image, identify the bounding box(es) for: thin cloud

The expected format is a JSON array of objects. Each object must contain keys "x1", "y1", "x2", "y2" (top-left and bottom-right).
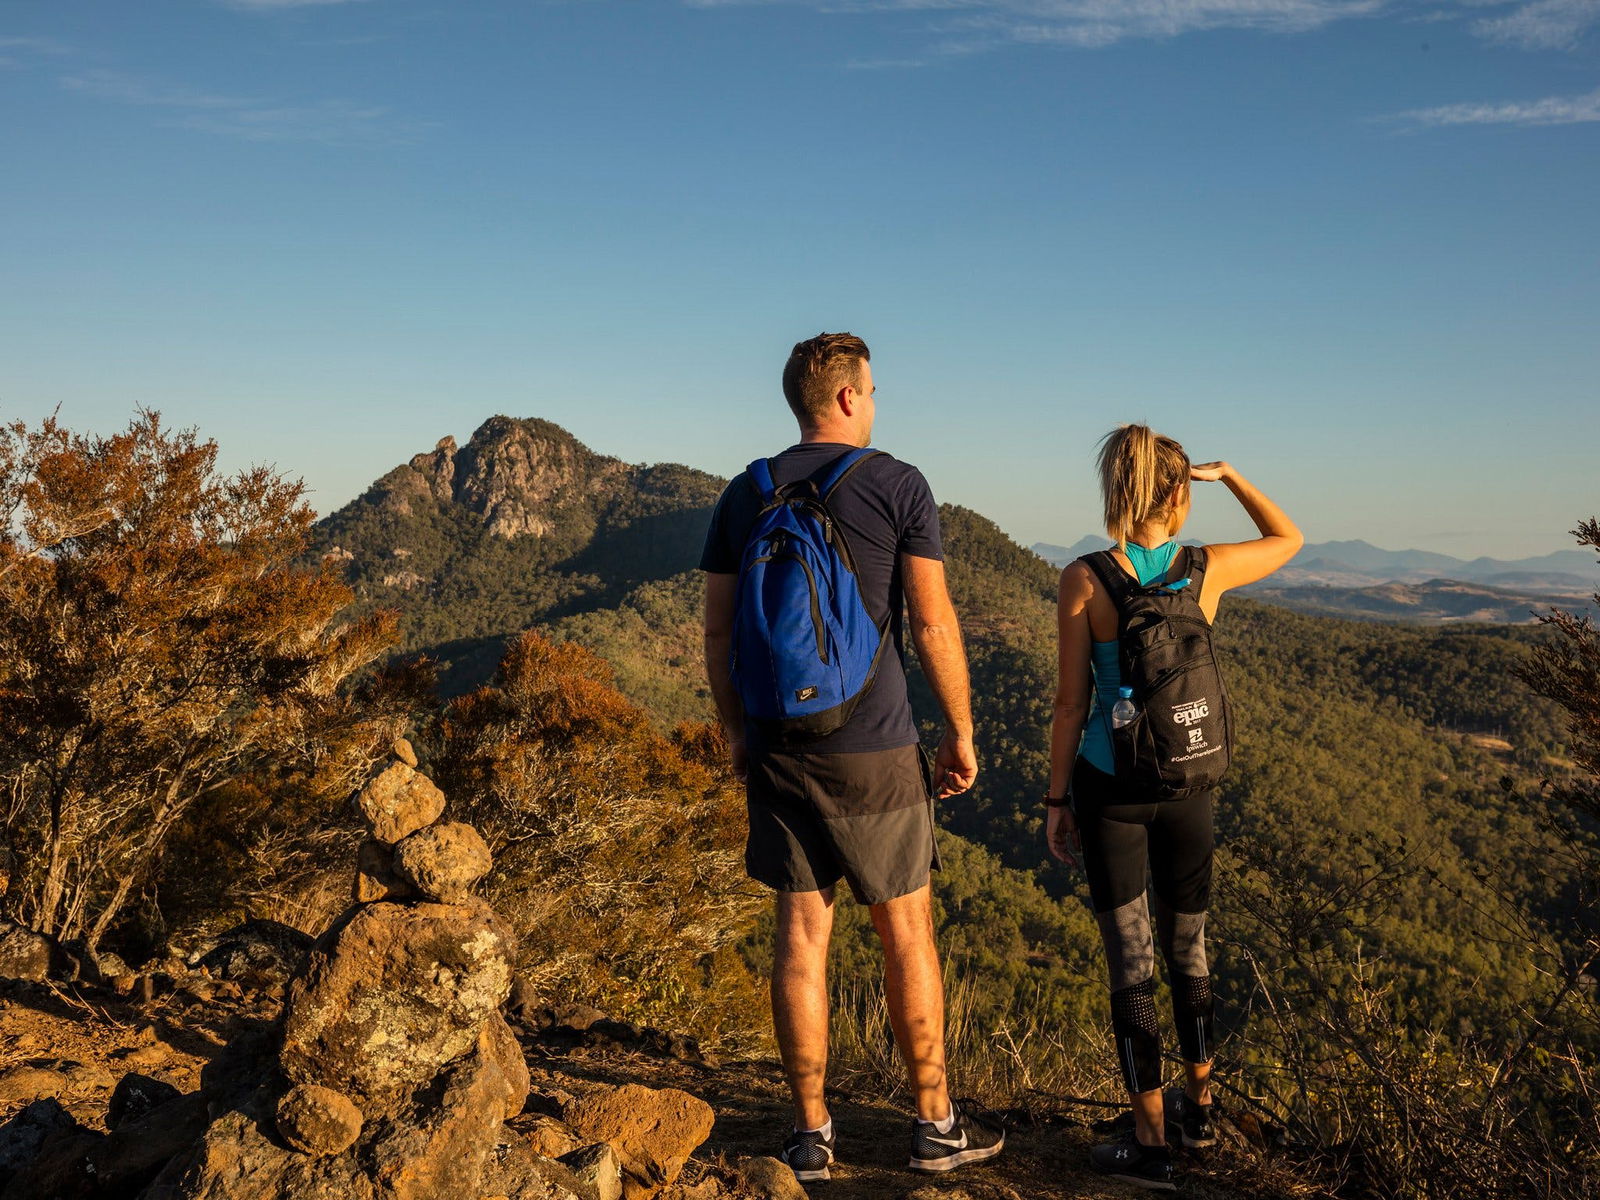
[
  {"x1": 1473, "y1": 0, "x2": 1600, "y2": 49},
  {"x1": 59, "y1": 68, "x2": 424, "y2": 146},
  {"x1": 1394, "y1": 85, "x2": 1600, "y2": 126},
  {"x1": 219, "y1": 0, "x2": 375, "y2": 10},
  {"x1": 0, "y1": 34, "x2": 72, "y2": 67},
  {"x1": 686, "y1": 0, "x2": 1383, "y2": 51}
]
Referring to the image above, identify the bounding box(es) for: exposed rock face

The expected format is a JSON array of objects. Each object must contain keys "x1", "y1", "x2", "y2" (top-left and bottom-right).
[
  {"x1": 453, "y1": 417, "x2": 618, "y2": 539},
  {"x1": 275, "y1": 1084, "x2": 363, "y2": 1157},
  {"x1": 356, "y1": 762, "x2": 447, "y2": 844},
  {"x1": 393, "y1": 821, "x2": 493, "y2": 904},
  {"x1": 561, "y1": 1084, "x2": 715, "y2": 1200},
  {"x1": 0, "y1": 919, "x2": 52, "y2": 982},
  {"x1": 279, "y1": 900, "x2": 515, "y2": 1108},
  {"x1": 379, "y1": 417, "x2": 631, "y2": 541}
]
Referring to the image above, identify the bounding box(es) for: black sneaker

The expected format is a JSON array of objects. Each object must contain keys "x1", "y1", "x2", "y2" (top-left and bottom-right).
[
  {"x1": 781, "y1": 1126, "x2": 835, "y2": 1183},
  {"x1": 907, "y1": 1099, "x2": 1005, "y2": 1173},
  {"x1": 1166, "y1": 1088, "x2": 1217, "y2": 1149},
  {"x1": 1090, "y1": 1132, "x2": 1176, "y2": 1191}
]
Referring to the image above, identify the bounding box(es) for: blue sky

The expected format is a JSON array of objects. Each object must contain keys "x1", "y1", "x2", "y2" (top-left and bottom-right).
[{"x1": 1, "y1": 1, "x2": 1595, "y2": 558}]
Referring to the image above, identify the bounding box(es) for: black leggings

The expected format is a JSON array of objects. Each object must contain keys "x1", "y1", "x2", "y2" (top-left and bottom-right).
[{"x1": 1073, "y1": 758, "x2": 1214, "y2": 1094}]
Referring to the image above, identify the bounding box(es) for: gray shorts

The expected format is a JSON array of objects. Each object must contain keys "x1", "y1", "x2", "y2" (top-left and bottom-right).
[{"x1": 744, "y1": 742, "x2": 941, "y2": 907}]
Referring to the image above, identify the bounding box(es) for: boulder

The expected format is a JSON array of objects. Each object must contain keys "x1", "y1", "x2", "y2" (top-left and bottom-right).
[
  {"x1": 560, "y1": 1084, "x2": 714, "y2": 1200},
  {"x1": 354, "y1": 838, "x2": 419, "y2": 904},
  {"x1": 392, "y1": 822, "x2": 493, "y2": 904},
  {"x1": 0, "y1": 920, "x2": 51, "y2": 982},
  {"x1": 0, "y1": 1097, "x2": 80, "y2": 1182},
  {"x1": 275, "y1": 1084, "x2": 363, "y2": 1157},
  {"x1": 108, "y1": 1071, "x2": 183, "y2": 1129},
  {"x1": 278, "y1": 900, "x2": 514, "y2": 1109},
  {"x1": 560, "y1": 1142, "x2": 624, "y2": 1200},
  {"x1": 191, "y1": 920, "x2": 313, "y2": 991},
  {"x1": 733, "y1": 1157, "x2": 807, "y2": 1200},
  {"x1": 356, "y1": 762, "x2": 446, "y2": 844}
]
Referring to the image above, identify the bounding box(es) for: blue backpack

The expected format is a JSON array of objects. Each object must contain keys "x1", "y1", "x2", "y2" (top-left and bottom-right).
[{"x1": 731, "y1": 448, "x2": 888, "y2": 741}]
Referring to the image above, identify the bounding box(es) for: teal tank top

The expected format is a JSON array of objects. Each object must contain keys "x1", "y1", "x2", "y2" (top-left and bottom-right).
[{"x1": 1078, "y1": 540, "x2": 1180, "y2": 775}]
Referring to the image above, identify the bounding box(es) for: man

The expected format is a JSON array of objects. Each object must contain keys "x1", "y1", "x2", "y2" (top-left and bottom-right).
[{"x1": 700, "y1": 332, "x2": 1004, "y2": 1180}]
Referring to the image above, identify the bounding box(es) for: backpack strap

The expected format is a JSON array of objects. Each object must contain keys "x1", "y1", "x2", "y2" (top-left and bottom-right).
[
  {"x1": 1081, "y1": 550, "x2": 1135, "y2": 607},
  {"x1": 817, "y1": 448, "x2": 882, "y2": 500},
  {"x1": 746, "y1": 458, "x2": 777, "y2": 503}
]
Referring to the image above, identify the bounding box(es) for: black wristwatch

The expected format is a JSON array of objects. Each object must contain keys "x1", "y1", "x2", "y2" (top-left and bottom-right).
[{"x1": 1043, "y1": 793, "x2": 1072, "y2": 809}]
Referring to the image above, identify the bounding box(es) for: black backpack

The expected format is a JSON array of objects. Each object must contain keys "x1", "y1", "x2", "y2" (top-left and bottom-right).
[{"x1": 1082, "y1": 546, "x2": 1233, "y2": 798}]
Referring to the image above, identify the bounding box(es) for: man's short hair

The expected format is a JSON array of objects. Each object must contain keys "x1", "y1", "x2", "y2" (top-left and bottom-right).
[{"x1": 782, "y1": 333, "x2": 870, "y2": 425}]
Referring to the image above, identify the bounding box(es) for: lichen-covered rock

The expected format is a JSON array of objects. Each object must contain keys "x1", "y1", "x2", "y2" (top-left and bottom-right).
[
  {"x1": 275, "y1": 1084, "x2": 363, "y2": 1157},
  {"x1": 355, "y1": 762, "x2": 446, "y2": 844},
  {"x1": 0, "y1": 919, "x2": 52, "y2": 982},
  {"x1": 354, "y1": 838, "x2": 418, "y2": 904},
  {"x1": 560, "y1": 1085, "x2": 714, "y2": 1200},
  {"x1": 279, "y1": 901, "x2": 515, "y2": 1110},
  {"x1": 392, "y1": 822, "x2": 493, "y2": 904},
  {"x1": 366, "y1": 1024, "x2": 525, "y2": 1200}
]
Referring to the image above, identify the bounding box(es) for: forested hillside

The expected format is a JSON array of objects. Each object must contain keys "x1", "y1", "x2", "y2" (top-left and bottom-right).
[{"x1": 313, "y1": 420, "x2": 1585, "y2": 1070}]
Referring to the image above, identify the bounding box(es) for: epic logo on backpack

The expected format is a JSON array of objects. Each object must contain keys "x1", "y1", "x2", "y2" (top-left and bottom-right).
[
  {"x1": 1082, "y1": 547, "x2": 1233, "y2": 798},
  {"x1": 731, "y1": 448, "x2": 889, "y2": 743}
]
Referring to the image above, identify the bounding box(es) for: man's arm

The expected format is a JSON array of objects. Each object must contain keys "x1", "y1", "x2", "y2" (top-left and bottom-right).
[
  {"x1": 702, "y1": 571, "x2": 747, "y2": 781},
  {"x1": 901, "y1": 553, "x2": 976, "y2": 798}
]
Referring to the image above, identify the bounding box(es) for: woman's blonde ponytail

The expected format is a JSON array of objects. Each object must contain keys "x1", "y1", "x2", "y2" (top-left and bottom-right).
[{"x1": 1097, "y1": 424, "x2": 1190, "y2": 549}]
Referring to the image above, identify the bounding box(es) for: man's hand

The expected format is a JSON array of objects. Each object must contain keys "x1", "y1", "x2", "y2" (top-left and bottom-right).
[
  {"x1": 1046, "y1": 804, "x2": 1081, "y2": 867},
  {"x1": 934, "y1": 729, "x2": 977, "y2": 798},
  {"x1": 729, "y1": 735, "x2": 748, "y2": 784}
]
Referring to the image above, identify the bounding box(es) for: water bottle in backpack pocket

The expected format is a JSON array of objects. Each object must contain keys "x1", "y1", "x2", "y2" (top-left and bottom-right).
[
  {"x1": 1083, "y1": 547, "x2": 1233, "y2": 798},
  {"x1": 730, "y1": 449, "x2": 888, "y2": 743}
]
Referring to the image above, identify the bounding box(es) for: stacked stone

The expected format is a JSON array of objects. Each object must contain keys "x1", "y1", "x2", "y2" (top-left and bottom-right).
[{"x1": 150, "y1": 738, "x2": 530, "y2": 1200}]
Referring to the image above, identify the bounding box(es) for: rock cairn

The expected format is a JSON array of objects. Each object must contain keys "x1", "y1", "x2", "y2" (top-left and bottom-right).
[
  {"x1": 138, "y1": 736, "x2": 527, "y2": 1200},
  {"x1": 0, "y1": 738, "x2": 750, "y2": 1200}
]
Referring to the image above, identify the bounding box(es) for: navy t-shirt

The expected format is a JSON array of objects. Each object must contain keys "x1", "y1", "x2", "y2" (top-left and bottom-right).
[{"x1": 699, "y1": 443, "x2": 944, "y2": 755}]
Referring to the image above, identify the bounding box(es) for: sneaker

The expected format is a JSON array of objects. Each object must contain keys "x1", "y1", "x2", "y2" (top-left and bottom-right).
[
  {"x1": 1090, "y1": 1132, "x2": 1176, "y2": 1191},
  {"x1": 1165, "y1": 1087, "x2": 1218, "y2": 1149},
  {"x1": 907, "y1": 1099, "x2": 1005, "y2": 1173},
  {"x1": 781, "y1": 1125, "x2": 835, "y2": 1183}
]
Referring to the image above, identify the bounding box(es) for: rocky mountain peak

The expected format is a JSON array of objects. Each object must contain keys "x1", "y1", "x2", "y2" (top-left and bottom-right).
[{"x1": 383, "y1": 416, "x2": 626, "y2": 538}]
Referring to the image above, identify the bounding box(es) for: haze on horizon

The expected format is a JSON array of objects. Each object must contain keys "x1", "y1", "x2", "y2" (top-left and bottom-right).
[{"x1": 1, "y1": 0, "x2": 1594, "y2": 561}]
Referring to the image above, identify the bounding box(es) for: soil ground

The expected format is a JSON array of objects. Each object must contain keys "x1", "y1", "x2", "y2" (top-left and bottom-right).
[{"x1": 1, "y1": 977, "x2": 1320, "y2": 1198}]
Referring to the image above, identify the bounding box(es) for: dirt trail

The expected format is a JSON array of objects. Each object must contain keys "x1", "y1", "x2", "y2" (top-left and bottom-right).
[{"x1": 2, "y1": 977, "x2": 1308, "y2": 1198}]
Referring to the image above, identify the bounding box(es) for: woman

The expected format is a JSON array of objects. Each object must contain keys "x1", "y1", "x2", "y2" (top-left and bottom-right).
[{"x1": 1046, "y1": 425, "x2": 1301, "y2": 1191}]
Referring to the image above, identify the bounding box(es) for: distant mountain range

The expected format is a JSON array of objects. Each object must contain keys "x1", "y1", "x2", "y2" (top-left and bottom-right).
[{"x1": 1031, "y1": 537, "x2": 1597, "y2": 623}]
